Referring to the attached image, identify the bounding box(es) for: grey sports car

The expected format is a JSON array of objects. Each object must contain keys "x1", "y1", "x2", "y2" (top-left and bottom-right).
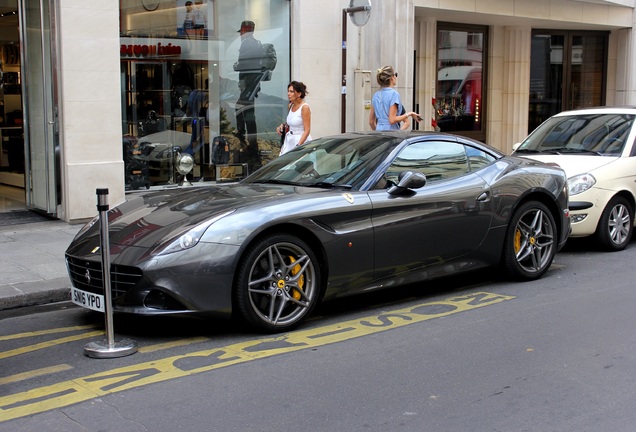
[{"x1": 66, "y1": 131, "x2": 570, "y2": 332}]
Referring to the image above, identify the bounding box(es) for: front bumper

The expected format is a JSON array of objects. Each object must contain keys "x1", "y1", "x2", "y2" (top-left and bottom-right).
[
  {"x1": 567, "y1": 187, "x2": 611, "y2": 237},
  {"x1": 66, "y1": 241, "x2": 241, "y2": 317}
]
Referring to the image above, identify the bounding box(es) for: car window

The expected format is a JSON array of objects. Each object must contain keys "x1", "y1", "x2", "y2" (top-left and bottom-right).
[
  {"x1": 244, "y1": 135, "x2": 399, "y2": 190},
  {"x1": 466, "y1": 145, "x2": 496, "y2": 172},
  {"x1": 384, "y1": 141, "x2": 471, "y2": 185},
  {"x1": 519, "y1": 113, "x2": 635, "y2": 156}
]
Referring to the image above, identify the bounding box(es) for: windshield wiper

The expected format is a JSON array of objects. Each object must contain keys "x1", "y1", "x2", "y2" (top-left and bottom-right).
[
  {"x1": 513, "y1": 148, "x2": 539, "y2": 154},
  {"x1": 545, "y1": 147, "x2": 603, "y2": 156},
  {"x1": 311, "y1": 181, "x2": 352, "y2": 189},
  {"x1": 251, "y1": 179, "x2": 300, "y2": 186}
]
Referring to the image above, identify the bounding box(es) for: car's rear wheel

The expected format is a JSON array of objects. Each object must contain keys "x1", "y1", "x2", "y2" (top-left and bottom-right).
[
  {"x1": 235, "y1": 234, "x2": 321, "y2": 332},
  {"x1": 595, "y1": 196, "x2": 633, "y2": 251},
  {"x1": 502, "y1": 201, "x2": 556, "y2": 280}
]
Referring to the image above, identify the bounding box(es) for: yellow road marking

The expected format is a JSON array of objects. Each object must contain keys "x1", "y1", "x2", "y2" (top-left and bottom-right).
[
  {"x1": 0, "y1": 325, "x2": 99, "y2": 342},
  {"x1": 0, "y1": 292, "x2": 514, "y2": 422},
  {"x1": 0, "y1": 331, "x2": 104, "y2": 360},
  {"x1": 138, "y1": 337, "x2": 210, "y2": 353},
  {"x1": 0, "y1": 365, "x2": 73, "y2": 386}
]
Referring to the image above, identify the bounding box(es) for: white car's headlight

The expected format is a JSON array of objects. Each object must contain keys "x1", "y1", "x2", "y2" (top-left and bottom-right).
[{"x1": 568, "y1": 173, "x2": 596, "y2": 196}]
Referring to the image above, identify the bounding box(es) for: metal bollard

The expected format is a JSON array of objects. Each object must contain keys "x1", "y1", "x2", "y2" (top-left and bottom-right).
[{"x1": 84, "y1": 188, "x2": 138, "y2": 358}]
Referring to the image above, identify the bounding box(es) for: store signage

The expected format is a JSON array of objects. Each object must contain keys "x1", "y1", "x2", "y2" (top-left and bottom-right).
[{"x1": 120, "y1": 42, "x2": 182, "y2": 58}]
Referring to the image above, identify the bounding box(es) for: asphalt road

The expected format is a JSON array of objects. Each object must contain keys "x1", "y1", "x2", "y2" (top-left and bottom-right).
[{"x1": 1, "y1": 237, "x2": 635, "y2": 431}]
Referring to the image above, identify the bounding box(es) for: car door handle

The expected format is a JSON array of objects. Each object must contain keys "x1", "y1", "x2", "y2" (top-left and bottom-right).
[{"x1": 477, "y1": 191, "x2": 490, "y2": 202}]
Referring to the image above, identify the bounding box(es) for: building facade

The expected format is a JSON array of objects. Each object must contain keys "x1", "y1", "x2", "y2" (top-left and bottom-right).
[{"x1": 1, "y1": 0, "x2": 635, "y2": 222}]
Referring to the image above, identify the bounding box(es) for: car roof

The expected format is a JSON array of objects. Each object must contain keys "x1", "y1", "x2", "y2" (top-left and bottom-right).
[
  {"x1": 553, "y1": 106, "x2": 636, "y2": 116},
  {"x1": 336, "y1": 130, "x2": 504, "y2": 157}
]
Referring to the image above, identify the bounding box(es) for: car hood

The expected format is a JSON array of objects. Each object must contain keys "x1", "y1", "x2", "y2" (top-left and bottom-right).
[
  {"x1": 73, "y1": 184, "x2": 326, "y2": 251},
  {"x1": 516, "y1": 154, "x2": 617, "y2": 178}
]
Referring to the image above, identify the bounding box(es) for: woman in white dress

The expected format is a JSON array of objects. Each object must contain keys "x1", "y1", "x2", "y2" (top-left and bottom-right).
[{"x1": 277, "y1": 81, "x2": 312, "y2": 155}]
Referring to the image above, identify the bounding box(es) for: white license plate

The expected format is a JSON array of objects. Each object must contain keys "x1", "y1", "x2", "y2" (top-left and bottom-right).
[{"x1": 71, "y1": 287, "x2": 105, "y2": 313}]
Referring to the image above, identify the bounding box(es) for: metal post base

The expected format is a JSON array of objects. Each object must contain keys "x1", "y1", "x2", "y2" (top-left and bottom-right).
[{"x1": 84, "y1": 339, "x2": 138, "y2": 359}]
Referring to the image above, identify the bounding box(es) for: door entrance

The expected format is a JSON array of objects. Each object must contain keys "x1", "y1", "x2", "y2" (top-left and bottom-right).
[
  {"x1": 0, "y1": 0, "x2": 57, "y2": 215},
  {"x1": 0, "y1": 0, "x2": 25, "y2": 211},
  {"x1": 21, "y1": 0, "x2": 58, "y2": 215},
  {"x1": 529, "y1": 31, "x2": 608, "y2": 133}
]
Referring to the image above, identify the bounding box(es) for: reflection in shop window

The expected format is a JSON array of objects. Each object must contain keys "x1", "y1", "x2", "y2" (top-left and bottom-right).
[
  {"x1": 118, "y1": 0, "x2": 290, "y2": 190},
  {"x1": 435, "y1": 25, "x2": 487, "y2": 138}
]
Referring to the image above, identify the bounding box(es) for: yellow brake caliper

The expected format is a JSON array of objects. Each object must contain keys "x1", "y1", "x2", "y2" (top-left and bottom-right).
[
  {"x1": 514, "y1": 228, "x2": 521, "y2": 254},
  {"x1": 288, "y1": 256, "x2": 304, "y2": 300}
]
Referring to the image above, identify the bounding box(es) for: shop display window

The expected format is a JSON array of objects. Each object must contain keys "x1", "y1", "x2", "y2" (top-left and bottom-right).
[
  {"x1": 119, "y1": 0, "x2": 290, "y2": 189},
  {"x1": 435, "y1": 23, "x2": 487, "y2": 141}
]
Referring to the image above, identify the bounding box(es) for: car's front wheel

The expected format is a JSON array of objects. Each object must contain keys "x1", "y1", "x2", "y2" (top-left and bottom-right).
[
  {"x1": 234, "y1": 234, "x2": 321, "y2": 332},
  {"x1": 595, "y1": 196, "x2": 633, "y2": 251},
  {"x1": 502, "y1": 201, "x2": 557, "y2": 280}
]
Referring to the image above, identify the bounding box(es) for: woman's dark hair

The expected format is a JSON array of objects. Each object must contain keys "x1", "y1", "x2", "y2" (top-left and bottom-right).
[{"x1": 288, "y1": 81, "x2": 308, "y2": 98}]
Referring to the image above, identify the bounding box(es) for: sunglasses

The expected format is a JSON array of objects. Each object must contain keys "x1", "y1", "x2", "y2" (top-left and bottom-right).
[{"x1": 393, "y1": 73, "x2": 398, "y2": 78}]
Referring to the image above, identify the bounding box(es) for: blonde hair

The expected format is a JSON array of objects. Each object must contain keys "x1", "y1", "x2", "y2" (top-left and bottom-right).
[{"x1": 376, "y1": 66, "x2": 395, "y2": 87}]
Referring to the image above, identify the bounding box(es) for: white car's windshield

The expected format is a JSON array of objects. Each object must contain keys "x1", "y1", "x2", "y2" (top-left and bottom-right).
[{"x1": 516, "y1": 113, "x2": 635, "y2": 156}]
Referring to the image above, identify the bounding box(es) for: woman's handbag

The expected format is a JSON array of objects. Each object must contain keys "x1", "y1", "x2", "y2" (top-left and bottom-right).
[
  {"x1": 280, "y1": 103, "x2": 291, "y2": 148},
  {"x1": 280, "y1": 123, "x2": 289, "y2": 147}
]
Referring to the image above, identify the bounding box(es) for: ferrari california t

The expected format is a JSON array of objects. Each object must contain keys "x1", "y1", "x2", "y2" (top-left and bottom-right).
[{"x1": 66, "y1": 131, "x2": 570, "y2": 332}]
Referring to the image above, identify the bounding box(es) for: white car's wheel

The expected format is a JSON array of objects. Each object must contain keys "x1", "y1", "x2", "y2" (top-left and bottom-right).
[{"x1": 595, "y1": 196, "x2": 633, "y2": 251}]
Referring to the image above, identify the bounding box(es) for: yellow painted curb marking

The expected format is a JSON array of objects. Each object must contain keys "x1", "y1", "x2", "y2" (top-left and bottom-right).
[
  {"x1": 137, "y1": 337, "x2": 210, "y2": 354},
  {"x1": 0, "y1": 331, "x2": 104, "y2": 361},
  {"x1": 0, "y1": 325, "x2": 99, "y2": 342},
  {"x1": 0, "y1": 365, "x2": 73, "y2": 386}
]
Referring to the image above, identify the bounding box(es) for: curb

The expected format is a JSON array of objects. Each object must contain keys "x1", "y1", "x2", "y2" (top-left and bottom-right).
[{"x1": 0, "y1": 279, "x2": 71, "y2": 311}]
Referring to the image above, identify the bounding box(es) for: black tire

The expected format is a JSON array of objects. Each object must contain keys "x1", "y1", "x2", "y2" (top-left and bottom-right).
[
  {"x1": 595, "y1": 196, "x2": 633, "y2": 251},
  {"x1": 234, "y1": 233, "x2": 321, "y2": 332},
  {"x1": 502, "y1": 201, "x2": 557, "y2": 280}
]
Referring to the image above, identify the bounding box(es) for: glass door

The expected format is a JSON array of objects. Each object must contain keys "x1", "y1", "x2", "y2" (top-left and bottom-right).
[
  {"x1": 20, "y1": 0, "x2": 57, "y2": 214},
  {"x1": 529, "y1": 31, "x2": 608, "y2": 133}
]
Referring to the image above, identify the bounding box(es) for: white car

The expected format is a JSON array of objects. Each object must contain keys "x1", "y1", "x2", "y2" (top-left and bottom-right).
[{"x1": 513, "y1": 106, "x2": 636, "y2": 251}]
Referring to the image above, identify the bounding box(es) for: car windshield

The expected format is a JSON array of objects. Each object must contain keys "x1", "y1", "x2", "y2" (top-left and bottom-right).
[
  {"x1": 517, "y1": 113, "x2": 635, "y2": 156},
  {"x1": 242, "y1": 134, "x2": 401, "y2": 190}
]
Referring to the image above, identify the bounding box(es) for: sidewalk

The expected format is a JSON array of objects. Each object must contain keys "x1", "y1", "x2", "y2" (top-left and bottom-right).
[{"x1": 0, "y1": 219, "x2": 82, "y2": 311}]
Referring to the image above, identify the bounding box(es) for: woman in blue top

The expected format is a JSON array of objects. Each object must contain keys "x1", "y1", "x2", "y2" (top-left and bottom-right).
[{"x1": 368, "y1": 65, "x2": 421, "y2": 131}]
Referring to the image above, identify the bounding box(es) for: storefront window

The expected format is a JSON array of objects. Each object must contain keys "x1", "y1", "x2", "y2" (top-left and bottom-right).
[
  {"x1": 119, "y1": 0, "x2": 290, "y2": 189},
  {"x1": 435, "y1": 24, "x2": 487, "y2": 140},
  {"x1": 529, "y1": 31, "x2": 607, "y2": 133}
]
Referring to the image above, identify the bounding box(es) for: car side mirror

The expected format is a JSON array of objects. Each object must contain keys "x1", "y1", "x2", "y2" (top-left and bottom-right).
[{"x1": 388, "y1": 171, "x2": 427, "y2": 195}]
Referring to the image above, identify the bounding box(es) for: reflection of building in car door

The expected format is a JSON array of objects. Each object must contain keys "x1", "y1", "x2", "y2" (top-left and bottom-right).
[{"x1": 370, "y1": 140, "x2": 492, "y2": 277}]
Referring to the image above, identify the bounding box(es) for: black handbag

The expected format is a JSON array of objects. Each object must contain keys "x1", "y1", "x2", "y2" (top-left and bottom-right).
[
  {"x1": 280, "y1": 103, "x2": 291, "y2": 148},
  {"x1": 280, "y1": 123, "x2": 289, "y2": 147}
]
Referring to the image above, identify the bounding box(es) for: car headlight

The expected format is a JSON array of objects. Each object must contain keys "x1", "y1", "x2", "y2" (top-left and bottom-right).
[
  {"x1": 567, "y1": 173, "x2": 596, "y2": 196},
  {"x1": 73, "y1": 214, "x2": 100, "y2": 240},
  {"x1": 151, "y1": 210, "x2": 235, "y2": 255}
]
